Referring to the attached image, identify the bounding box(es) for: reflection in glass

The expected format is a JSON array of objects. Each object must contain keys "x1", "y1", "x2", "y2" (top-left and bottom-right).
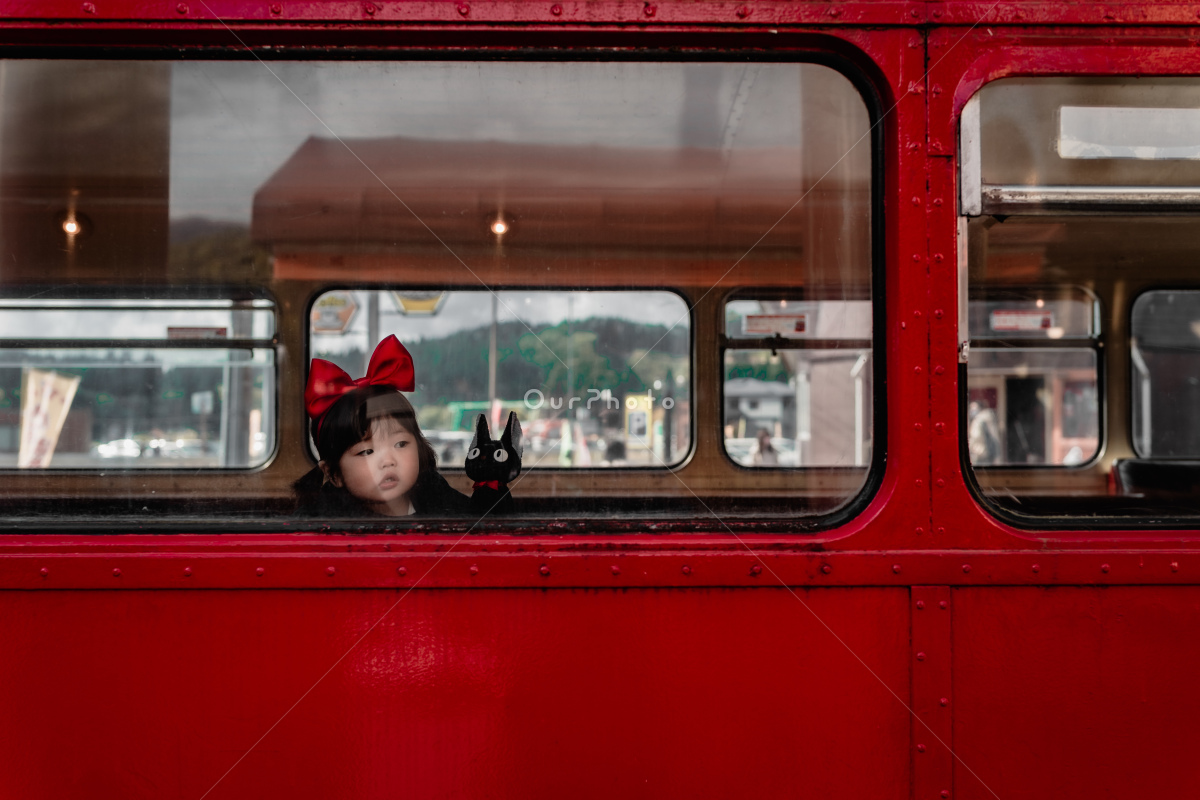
[
  {"x1": 967, "y1": 349, "x2": 1098, "y2": 467},
  {"x1": 310, "y1": 290, "x2": 690, "y2": 469},
  {"x1": 0, "y1": 349, "x2": 274, "y2": 469},
  {"x1": 1131, "y1": 290, "x2": 1200, "y2": 458}
]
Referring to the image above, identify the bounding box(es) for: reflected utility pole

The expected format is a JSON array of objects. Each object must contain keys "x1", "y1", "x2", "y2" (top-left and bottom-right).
[{"x1": 488, "y1": 293, "x2": 498, "y2": 410}]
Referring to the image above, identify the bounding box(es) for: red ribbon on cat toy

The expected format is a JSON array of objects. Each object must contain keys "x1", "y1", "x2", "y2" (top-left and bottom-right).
[
  {"x1": 305, "y1": 334, "x2": 415, "y2": 422},
  {"x1": 473, "y1": 480, "x2": 502, "y2": 491}
]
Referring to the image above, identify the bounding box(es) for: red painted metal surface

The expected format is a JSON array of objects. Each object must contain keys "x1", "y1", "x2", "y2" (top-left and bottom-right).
[
  {"x1": 0, "y1": 3, "x2": 1199, "y2": 799},
  {"x1": 954, "y1": 587, "x2": 1200, "y2": 799},
  {"x1": 0, "y1": 587, "x2": 911, "y2": 798}
]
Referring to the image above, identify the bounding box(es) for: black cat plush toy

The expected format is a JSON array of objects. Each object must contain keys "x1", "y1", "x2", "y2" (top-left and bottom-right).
[{"x1": 465, "y1": 412, "x2": 522, "y2": 515}]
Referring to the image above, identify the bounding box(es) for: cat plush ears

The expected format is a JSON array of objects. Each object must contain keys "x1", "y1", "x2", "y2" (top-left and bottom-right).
[
  {"x1": 469, "y1": 412, "x2": 523, "y2": 459},
  {"x1": 501, "y1": 411, "x2": 523, "y2": 460}
]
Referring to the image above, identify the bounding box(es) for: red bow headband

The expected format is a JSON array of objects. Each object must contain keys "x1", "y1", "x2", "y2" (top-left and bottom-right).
[{"x1": 305, "y1": 334, "x2": 416, "y2": 424}]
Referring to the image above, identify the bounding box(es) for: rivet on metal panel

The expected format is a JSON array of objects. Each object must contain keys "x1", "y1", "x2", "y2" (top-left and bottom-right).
[
  {"x1": 176, "y1": 3, "x2": 188, "y2": 13},
  {"x1": 470, "y1": 564, "x2": 479, "y2": 575},
  {"x1": 934, "y1": 365, "x2": 945, "y2": 375},
  {"x1": 1101, "y1": 563, "x2": 1110, "y2": 573},
  {"x1": 915, "y1": 479, "x2": 924, "y2": 488},
  {"x1": 910, "y1": 7, "x2": 918, "y2": 16},
  {"x1": 941, "y1": 792, "x2": 950, "y2": 799},
  {"x1": 539, "y1": 564, "x2": 551, "y2": 576},
  {"x1": 934, "y1": 308, "x2": 944, "y2": 319},
  {"x1": 913, "y1": 310, "x2": 923, "y2": 318},
  {"x1": 917, "y1": 743, "x2": 926, "y2": 752},
  {"x1": 39, "y1": 567, "x2": 48, "y2": 577},
  {"x1": 914, "y1": 423, "x2": 922, "y2": 431},
  {"x1": 682, "y1": 565, "x2": 692, "y2": 575},
  {"x1": 916, "y1": 651, "x2": 926, "y2": 661},
  {"x1": 901, "y1": 321, "x2": 907, "y2": 330},
  {"x1": 931, "y1": 85, "x2": 942, "y2": 95},
  {"x1": 916, "y1": 600, "x2": 925, "y2": 609},
  {"x1": 914, "y1": 366, "x2": 923, "y2": 375},
  {"x1": 83, "y1": 2, "x2": 95, "y2": 12},
  {"x1": 962, "y1": 564, "x2": 971, "y2": 574},
  {"x1": 397, "y1": 566, "x2": 408, "y2": 576},
  {"x1": 937, "y1": 527, "x2": 945, "y2": 535},
  {"x1": 113, "y1": 568, "x2": 121, "y2": 578},
  {"x1": 183, "y1": 567, "x2": 193, "y2": 577},
  {"x1": 643, "y1": 2, "x2": 656, "y2": 16},
  {"x1": 457, "y1": 2, "x2": 469, "y2": 14},
  {"x1": 750, "y1": 564, "x2": 762, "y2": 576},
  {"x1": 364, "y1": 3, "x2": 375, "y2": 14},
  {"x1": 611, "y1": 565, "x2": 620, "y2": 576},
  {"x1": 1172, "y1": 561, "x2": 1180, "y2": 572},
  {"x1": 1032, "y1": 563, "x2": 1040, "y2": 573},
  {"x1": 270, "y1": 3, "x2": 282, "y2": 13},
  {"x1": 933, "y1": 198, "x2": 943, "y2": 207},
  {"x1": 936, "y1": 479, "x2": 946, "y2": 488},
  {"x1": 255, "y1": 567, "x2": 265, "y2": 577},
  {"x1": 939, "y1": 600, "x2": 948, "y2": 609},
  {"x1": 934, "y1": 422, "x2": 944, "y2": 434},
  {"x1": 551, "y1": 3, "x2": 562, "y2": 13},
  {"x1": 736, "y1": 5, "x2": 749, "y2": 17},
  {"x1": 940, "y1": 697, "x2": 949, "y2": 706},
  {"x1": 327, "y1": 566, "x2": 336, "y2": 576},
  {"x1": 821, "y1": 564, "x2": 832, "y2": 574},
  {"x1": 892, "y1": 564, "x2": 902, "y2": 574},
  {"x1": 828, "y1": 7, "x2": 840, "y2": 17},
  {"x1": 911, "y1": 254, "x2": 921, "y2": 263},
  {"x1": 916, "y1": 527, "x2": 924, "y2": 534}
]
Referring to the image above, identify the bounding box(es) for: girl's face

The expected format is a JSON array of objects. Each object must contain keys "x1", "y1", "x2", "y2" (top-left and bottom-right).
[{"x1": 330, "y1": 417, "x2": 420, "y2": 515}]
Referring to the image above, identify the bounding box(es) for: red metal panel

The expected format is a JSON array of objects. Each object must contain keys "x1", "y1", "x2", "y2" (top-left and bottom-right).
[
  {"x1": 0, "y1": 586, "x2": 910, "y2": 799},
  {"x1": 7, "y1": 547, "x2": 1200, "y2": 589},
  {"x1": 953, "y1": 586, "x2": 1200, "y2": 799},
  {"x1": 912, "y1": 586, "x2": 953, "y2": 800}
]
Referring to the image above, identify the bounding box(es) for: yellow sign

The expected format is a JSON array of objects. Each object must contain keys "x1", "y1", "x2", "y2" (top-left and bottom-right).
[{"x1": 392, "y1": 291, "x2": 446, "y2": 316}]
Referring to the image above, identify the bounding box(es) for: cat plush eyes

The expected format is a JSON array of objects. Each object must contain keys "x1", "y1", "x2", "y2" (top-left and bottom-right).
[{"x1": 466, "y1": 446, "x2": 509, "y2": 462}]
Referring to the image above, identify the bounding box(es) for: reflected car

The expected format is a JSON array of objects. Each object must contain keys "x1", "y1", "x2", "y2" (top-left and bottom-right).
[{"x1": 94, "y1": 438, "x2": 141, "y2": 459}]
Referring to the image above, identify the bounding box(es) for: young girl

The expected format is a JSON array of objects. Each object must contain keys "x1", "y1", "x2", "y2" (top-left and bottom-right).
[{"x1": 294, "y1": 335, "x2": 469, "y2": 517}]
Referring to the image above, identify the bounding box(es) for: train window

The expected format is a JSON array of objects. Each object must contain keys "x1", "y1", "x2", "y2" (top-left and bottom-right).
[
  {"x1": 965, "y1": 287, "x2": 1100, "y2": 467},
  {"x1": 309, "y1": 289, "x2": 690, "y2": 469},
  {"x1": 0, "y1": 295, "x2": 276, "y2": 470},
  {"x1": 1, "y1": 57, "x2": 875, "y2": 526},
  {"x1": 1130, "y1": 291, "x2": 1200, "y2": 458},
  {"x1": 961, "y1": 77, "x2": 1200, "y2": 523},
  {"x1": 723, "y1": 296, "x2": 872, "y2": 468}
]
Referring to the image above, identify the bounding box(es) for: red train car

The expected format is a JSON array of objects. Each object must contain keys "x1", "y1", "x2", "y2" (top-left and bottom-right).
[{"x1": 2, "y1": 1, "x2": 1200, "y2": 798}]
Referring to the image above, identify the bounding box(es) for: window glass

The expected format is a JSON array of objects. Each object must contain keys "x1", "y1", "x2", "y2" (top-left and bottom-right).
[
  {"x1": 723, "y1": 298, "x2": 872, "y2": 468},
  {"x1": 1131, "y1": 291, "x2": 1200, "y2": 458},
  {"x1": 964, "y1": 75, "x2": 1200, "y2": 523},
  {"x1": 0, "y1": 57, "x2": 873, "y2": 525},
  {"x1": 310, "y1": 290, "x2": 690, "y2": 469},
  {"x1": 0, "y1": 298, "x2": 276, "y2": 469}
]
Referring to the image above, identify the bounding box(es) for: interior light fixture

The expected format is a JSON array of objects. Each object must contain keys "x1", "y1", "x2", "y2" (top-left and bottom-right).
[{"x1": 490, "y1": 219, "x2": 509, "y2": 236}]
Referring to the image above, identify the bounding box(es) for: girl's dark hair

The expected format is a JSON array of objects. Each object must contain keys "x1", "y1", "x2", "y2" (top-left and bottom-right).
[
  {"x1": 294, "y1": 385, "x2": 438, "y2": 515},
  {"x1": 314, "y1": 384, "x2": 437, "y2": 479}
]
